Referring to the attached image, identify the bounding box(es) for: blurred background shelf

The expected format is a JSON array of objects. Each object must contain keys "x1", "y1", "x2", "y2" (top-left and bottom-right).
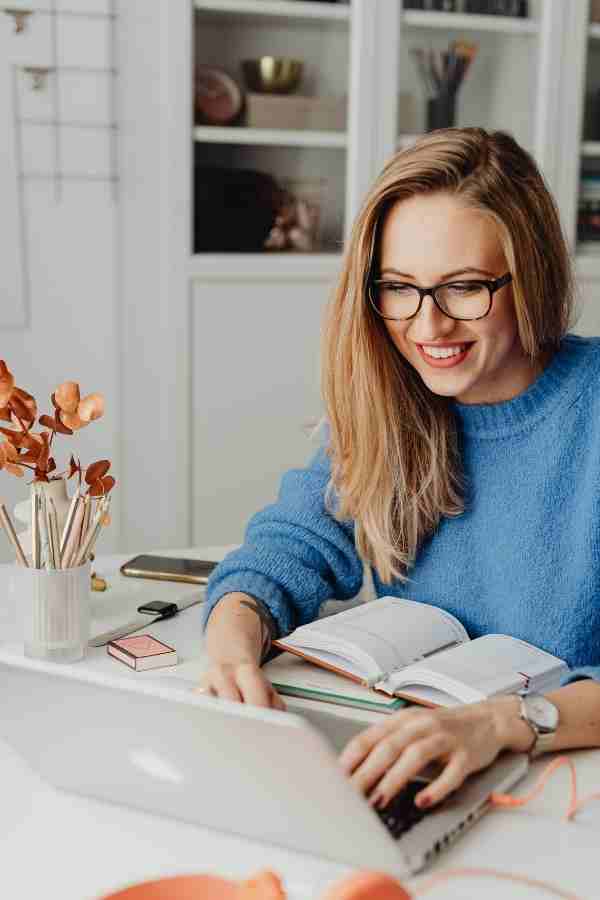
[
  {"x1": 193, "y1": 0, "x2": 350, "y2": 24},
  {"x1": 193, "y1": 125, "x2": 348, "y2": 148},
  {"x1": 403, "y1": 10, "x2": 538, "y2": 35}
]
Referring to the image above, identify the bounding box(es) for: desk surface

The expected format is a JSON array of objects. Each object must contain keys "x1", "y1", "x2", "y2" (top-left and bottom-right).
[{"x1": 1, "y1": 548, "x2": 599, "y2": 900}]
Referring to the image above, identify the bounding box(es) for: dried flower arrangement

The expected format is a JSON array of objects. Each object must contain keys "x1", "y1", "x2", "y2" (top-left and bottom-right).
[
  {"x1": 0, "y1": 360, "x2": 115, "y2": 493},
  {"x1": 0, "y1": 360, "x2": 116, "y2": 569}
]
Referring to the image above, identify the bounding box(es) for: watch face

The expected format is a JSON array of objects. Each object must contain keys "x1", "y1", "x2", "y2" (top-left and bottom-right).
[
  {"x1": 524, "y1": 694, "x2": 559, "y2": 733},
  {"x1": 138, "y1": 600, "x2": 176, "y2": 614}
]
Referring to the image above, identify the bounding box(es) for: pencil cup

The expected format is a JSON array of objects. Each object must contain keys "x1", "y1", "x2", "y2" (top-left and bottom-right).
[
  {"x1": 426, "y1": 91, "x2": 457, "y2": 131},
  {"x1": 15, "y1": 561, "x2": 91, "y2": 663}
]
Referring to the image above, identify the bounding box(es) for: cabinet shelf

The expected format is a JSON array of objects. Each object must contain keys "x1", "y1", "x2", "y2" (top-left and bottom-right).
[
  {"x1": 582, "y1": 142, "x2": 600, "y2": 157},
  {"x1": 193, "y1": 125, "x2": 347, "y2": 149},
  {"x1": 403, "y1": 10, "x2": 538, "y2": 35},
  {"x1": 194, "y1": 0, "x2": 350, "y2": 23},
  {"x1": 189, "y1": 252, "x2": 343, "y2": 281}
]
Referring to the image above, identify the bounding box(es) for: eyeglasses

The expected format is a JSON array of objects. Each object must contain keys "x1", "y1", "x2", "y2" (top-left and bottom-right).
[{"x1": 368, "y1": 272, "x2": 513, "y2": 322}]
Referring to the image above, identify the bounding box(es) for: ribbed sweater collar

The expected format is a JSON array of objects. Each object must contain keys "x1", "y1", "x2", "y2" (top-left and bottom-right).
[{"x1": 451, "y1": 334, "x2": 591, "y2": 439}]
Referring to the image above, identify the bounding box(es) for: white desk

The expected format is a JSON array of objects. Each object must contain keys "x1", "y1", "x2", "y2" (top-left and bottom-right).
[{"x1": 1, "y1": 548, "x2": 599, "y2": 900}]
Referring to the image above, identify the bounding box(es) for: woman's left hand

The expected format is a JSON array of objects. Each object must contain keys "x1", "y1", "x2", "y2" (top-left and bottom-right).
[{"x1": 339, "y1": 696, "x2": 532, "y2": 810}]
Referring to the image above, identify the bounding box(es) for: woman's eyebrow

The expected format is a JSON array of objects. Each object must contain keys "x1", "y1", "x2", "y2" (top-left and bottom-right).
[{"x1": 379, "y1": 267, "x2": 497, "y2": 280}]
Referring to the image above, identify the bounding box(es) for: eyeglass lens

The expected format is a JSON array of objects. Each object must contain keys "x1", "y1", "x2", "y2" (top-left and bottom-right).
[{"x1": 373, "y1": 282, "x2": 491, "y2": 321}]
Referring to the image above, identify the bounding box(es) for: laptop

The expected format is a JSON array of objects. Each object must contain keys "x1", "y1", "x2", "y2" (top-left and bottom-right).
[{"x1": 0, "y1": 651, "x2": 528, "y2": 875}]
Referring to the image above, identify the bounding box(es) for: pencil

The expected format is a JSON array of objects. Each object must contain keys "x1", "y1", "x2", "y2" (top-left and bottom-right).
[
  {"x1": 0, "y1": 502, "x2": 29, "y2": 567},
  {"x1": 44, "y1": 495, "x2": 57, "y2": 569},
  {"x1": 48, "y1": 498, "x2": 61, "y2": 569},
  {"x1": 59, "y1": 490, "x2": 80, "y2": 560},
  {"x1": 61, "y1": 497, "x2": 84, "y2": 569},
  {"x1": 74, "y1": 496, "x2": 110, "y2": 567},
  {"x1": 31, "y1": 487, "x2": 41, "y2": 569}
]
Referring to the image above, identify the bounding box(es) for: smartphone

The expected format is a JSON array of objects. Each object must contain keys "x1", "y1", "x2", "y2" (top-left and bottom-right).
[{"x1": 120, "y1": 554, "x2": 217, "y2": 585}]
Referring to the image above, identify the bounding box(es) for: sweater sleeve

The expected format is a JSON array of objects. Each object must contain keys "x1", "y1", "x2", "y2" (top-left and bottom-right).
[
  {"x1": 201, "y1": 444, "x2": 364, "y2": 637},
  {"x1": 560, "y1": 666, "x2": 600, "y2": 687}
]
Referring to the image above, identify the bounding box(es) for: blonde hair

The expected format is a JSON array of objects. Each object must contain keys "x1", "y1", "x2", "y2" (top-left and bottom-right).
[{"x1": 321, "y1": 128, "x2": 575, "y2": 584}]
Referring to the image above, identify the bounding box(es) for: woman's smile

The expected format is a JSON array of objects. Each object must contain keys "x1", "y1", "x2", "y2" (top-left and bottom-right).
[{"x1": 415, "y1": 341, "x2": 476, "y2": 367}]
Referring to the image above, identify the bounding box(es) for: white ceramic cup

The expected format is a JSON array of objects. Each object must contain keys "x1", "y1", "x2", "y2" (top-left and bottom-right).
[{"x1": 13, "y1": 561, "x2": 91, "y2": 662}]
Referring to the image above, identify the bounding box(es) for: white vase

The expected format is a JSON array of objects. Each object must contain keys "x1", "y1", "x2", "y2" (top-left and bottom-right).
[{"x1": 14, "y1": 478, "x2": 72, "y2": 564}]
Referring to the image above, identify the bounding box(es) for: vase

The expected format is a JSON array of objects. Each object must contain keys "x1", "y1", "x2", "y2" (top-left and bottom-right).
[{"x1": 14, "y1": 478, "x2": 72, "y2": 564}]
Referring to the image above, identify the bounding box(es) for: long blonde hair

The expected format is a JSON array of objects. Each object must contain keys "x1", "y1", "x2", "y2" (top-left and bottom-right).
[{"x1": 321, "y1": 128, "x2": 575, "y2": 584}]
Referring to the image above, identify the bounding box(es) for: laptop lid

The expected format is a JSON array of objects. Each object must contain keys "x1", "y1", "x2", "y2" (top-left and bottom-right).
[{"x1": 0, "y1": 653, "x2": 408, "y2": 873}]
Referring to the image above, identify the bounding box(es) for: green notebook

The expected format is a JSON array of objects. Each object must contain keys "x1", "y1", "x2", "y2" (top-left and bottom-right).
[{"x1": 264, "y1": 651, "x2": 407, "y2": 714}]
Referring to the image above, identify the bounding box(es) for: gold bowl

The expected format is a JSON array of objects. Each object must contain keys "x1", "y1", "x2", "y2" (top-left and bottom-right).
[{"x1": 241, "y1": 57, "x2": 303, "y2": 94}]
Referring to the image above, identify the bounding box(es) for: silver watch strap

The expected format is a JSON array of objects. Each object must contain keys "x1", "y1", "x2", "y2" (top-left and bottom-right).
[{"x1": 89, "y1": 592, "x2": 204, "y2": 647}]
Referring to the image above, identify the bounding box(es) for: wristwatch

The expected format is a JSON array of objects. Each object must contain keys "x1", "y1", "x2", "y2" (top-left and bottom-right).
[{"x1": 517, "y1": 692, "x2": 559, "y2": 759}]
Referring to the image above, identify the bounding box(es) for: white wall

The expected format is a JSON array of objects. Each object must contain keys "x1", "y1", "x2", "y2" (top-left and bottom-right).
[{"x1": 0, "y1": 2, "x2": 120, "y2": 562}]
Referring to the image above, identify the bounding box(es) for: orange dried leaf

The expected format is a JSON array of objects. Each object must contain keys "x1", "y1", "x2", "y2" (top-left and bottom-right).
[
  {"x1": 12, "y1": 387, "x2": 37, "y2": 422},
  {"x1": 4, "y1": 442, "x2": 19, "y2": 463},
  {"x1": 61, "y1": 411, "x2": 83, "y2": 431},
  {"x1": 5, "y1": 463, "x2": 24, "y2": 477},
  {"x1": 78, "y1": 392, "x2": 104, "y2": 423},
  {"x1": 47, "y1": 457, "x2": 56, "y2": 473},
  {"x1": 34, "y1": 469, "x2": 49, "y2": 482},
  {"x1": 54, "y1": 412, "x2": 73, "y2": 435},
  {"x1": 10, "y1": 393, "x2": 32, "y2": 422},
  {"x1": 0, "y1": 428, "x2": 24, "y2": 446},
  {"x1": 85, "y1": 459, "x2": 111, "y2": 484},
  {"x1": 0, "y1": 361, "x2": 15, "y2": 408},
  {"x1": 55, "y1": 381, "x2": 80, "y2": 414},
  {"x1": 39, "y1": 414, "x2": 58, "y2": 430},
  {"x1": 0, "y1": 406, "x2": 12, "y2": 422},
  {"x1": 88, "y1": 475, "x2": 115, "y2": 497}
]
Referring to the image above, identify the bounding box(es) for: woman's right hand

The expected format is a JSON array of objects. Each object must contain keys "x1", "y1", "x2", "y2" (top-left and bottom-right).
[{"x1": 196, "y1": 660, "x2": 286, "y2": 710}]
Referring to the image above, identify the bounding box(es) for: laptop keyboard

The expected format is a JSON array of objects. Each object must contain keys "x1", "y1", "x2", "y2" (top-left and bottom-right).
[{"x1": 376, "y1": 780, "x2": 429, "y2": 840}]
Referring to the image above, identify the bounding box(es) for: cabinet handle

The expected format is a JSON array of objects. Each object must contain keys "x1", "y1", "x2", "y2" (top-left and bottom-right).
[{"x1": 3, "y1": 7, "x2": 33, "y2": 34}]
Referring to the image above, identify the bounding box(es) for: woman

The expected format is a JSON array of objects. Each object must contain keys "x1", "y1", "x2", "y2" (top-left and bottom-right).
[{"x1": 200, "y1": 128, "x2": 600, "y2": 812}]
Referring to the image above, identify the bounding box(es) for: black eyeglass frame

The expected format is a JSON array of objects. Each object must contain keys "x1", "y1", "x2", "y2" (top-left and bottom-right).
[{"x1": 368, "y1": 272, "x2": 513, "y2": 322}]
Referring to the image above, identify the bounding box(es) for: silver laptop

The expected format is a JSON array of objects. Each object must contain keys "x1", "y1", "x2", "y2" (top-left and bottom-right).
[{"x1": 0, "y1": 653, "x2": 528, "y2": 875}]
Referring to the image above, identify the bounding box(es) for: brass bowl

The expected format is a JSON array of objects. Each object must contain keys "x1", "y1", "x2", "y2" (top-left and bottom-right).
[{"x1": 241, "y1": 57, "x2": 303, "y2": 94}]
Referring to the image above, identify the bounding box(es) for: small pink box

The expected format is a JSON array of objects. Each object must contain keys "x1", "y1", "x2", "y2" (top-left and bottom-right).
[{"x1": 107, "y1": 634, "x2": 178, "y2": 671}]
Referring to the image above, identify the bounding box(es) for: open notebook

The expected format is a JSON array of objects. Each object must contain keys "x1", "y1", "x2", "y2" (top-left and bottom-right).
[{"x1": 272, "y1": 596, "x2": 568, "y2": 708}]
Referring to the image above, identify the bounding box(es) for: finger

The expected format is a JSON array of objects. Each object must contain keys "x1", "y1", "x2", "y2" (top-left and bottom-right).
[
  {"x1": 368, "y1": 732, "x2": 452, "y2": 808},
  {"x1": 343, "y1": 714, "x2": 440, "y2": 792},
  {"x1": 236, "y1": 666, "x2": 276, "y2": 708},
  {"x1": 413, "y1": 751, "x2": 470, "y2": 809},
  {"x1": 209, "y1": 669, "x2": 243, "y2": 703},
  {"x1": 339, "y1": 710, "x2": 435, "y2": 774}
]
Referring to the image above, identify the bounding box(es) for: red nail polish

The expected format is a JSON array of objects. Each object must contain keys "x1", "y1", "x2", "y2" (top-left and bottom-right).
[{"x1": 418, "y1": 795, "x2": 431, "y2": 808}]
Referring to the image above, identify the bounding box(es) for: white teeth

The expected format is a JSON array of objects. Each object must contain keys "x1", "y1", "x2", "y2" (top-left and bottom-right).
[{"x1": 421, "y1": 344, "x2": 468, "y2": 359}]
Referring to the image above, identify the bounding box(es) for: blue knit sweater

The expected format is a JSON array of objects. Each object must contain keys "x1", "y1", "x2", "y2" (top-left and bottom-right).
[{"x1": 204, "y1": 333, "x2": 600, "y2": 687}]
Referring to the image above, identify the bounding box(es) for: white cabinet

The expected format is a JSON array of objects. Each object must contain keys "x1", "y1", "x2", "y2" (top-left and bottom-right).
[
  {"x1": 120, "y1": 0, "x2": 600, "y2": 552},
  {"x1": 191, "y1": 272, "x2": 329, "y2": 545}
]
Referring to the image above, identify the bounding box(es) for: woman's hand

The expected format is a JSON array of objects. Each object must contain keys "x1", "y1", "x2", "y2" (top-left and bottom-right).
[
  {"x1": 196, "y1": 661, "x2": 286, "y2": 711},
  {"x1": 339, "y1": 696, "x2": 532, "y2": 810}
]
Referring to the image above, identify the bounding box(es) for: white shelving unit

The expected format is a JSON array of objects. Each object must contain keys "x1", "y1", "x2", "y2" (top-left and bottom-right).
[
  {"x1": 122, "y1": 0, "x2": 600, "y2": 551},
  {"x1": 403, "y1": 9, "x2": 538, "y2": 34},
  {"x1": 193, "y1": 125, "x2": 348, "y2": 149}
]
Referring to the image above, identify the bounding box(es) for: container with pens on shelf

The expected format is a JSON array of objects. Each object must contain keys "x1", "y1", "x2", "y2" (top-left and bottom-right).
[
  {"x1": 0, "y1": 362, "x2": 116, "y2": 662},
  {"x1": 411, "y1": 40, "x2": 478, "y2": 131}
]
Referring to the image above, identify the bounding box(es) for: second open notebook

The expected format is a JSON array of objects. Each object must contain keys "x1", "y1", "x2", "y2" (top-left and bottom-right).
[{"x1": 272, "y1": 597, "x2": 568, "y2": 707}]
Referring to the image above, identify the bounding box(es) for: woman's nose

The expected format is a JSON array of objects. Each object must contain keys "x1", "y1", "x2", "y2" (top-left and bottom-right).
[{"x1": 407, "y1": 294, "x2": 456, "y2": 342}]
